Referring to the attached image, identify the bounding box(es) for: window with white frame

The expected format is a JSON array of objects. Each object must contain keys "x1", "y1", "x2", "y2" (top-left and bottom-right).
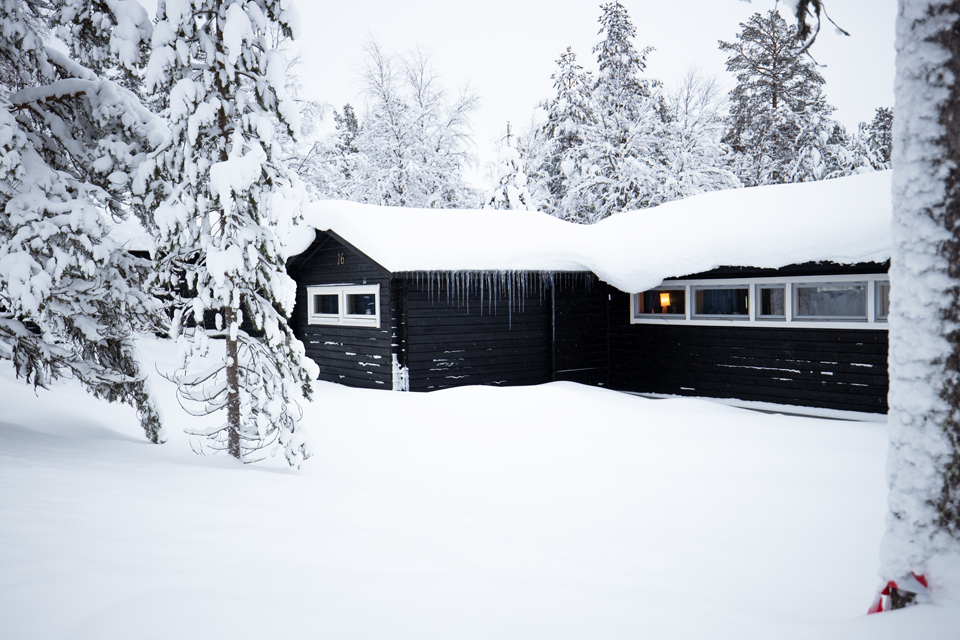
[
  {"x1": 757, "y1": 285, "x2": 786, "y2": 320},
  {"x1": 876, "y1": 281, "x2": 891, "y2": 322},
  {"x1": 635, "y1": 287, "x2": 685, "y2": 316},
  {"x1": 794, "y1": 282, "x2": 867, "y2": 320},
  {"x1": 307, "y1": 284, "x2": 380, "y2": 327},
  {"x1": 692, "y1": 285, "x2": 749, "y2": 317},
  {"x1": 631, "y1": 274, "x2": 889, "y2": 330}
]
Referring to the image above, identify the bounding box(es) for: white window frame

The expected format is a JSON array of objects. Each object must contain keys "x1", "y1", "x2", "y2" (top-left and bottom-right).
[
  {"x1": 690, "y1": 283, "x2": 751, "y2": 319},
  {"x1": 631, "y1": 274, "x2": 889, "y2": 330},
  {"x1": 307, "y1": 284, "x2": 380, "y2": 327},
  {"x1": 793, "y1": 280, "x2": 869, "y2": 322},
  {"x1": 875, "y1": 280, "x2": 891, "y2": 323},
  {"x1": 634, "y1": 285, "x2": 686, "y2": 318}
]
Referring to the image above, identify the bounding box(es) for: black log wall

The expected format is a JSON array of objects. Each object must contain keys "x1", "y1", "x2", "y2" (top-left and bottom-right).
[
  {"x1": 607, "y1": 290, "x2": 889, "y2": 413},
  {"x1": 401, "y1": 276, "x2": 553, "y2": 391},
  {"x1": 553, "y1": 275, "x2": 609, "y2": 386},
  {"x1": 288, "y1": 235, "x2": 395, "y2": 389}
]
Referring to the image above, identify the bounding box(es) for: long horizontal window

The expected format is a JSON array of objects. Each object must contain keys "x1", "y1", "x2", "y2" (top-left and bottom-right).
[
  {"x1": 630, "y1": 274, "x2": 889, "y2": 330},
  {"x1": 307, "y1": 284, "x2": 380, "y2": 327}
]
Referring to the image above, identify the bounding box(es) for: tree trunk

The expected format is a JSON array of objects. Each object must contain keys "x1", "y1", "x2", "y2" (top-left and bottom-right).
[
  {"x1": 224, "y1": 306, "x2": 241, "y2": 460},
  {"x1": 884, "y1": 0, "x2": 960, "y2": 603}
]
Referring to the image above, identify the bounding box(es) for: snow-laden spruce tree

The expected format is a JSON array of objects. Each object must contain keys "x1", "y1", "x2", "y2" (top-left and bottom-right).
[
  {"x1": 720, "y1": 9, "x2": 837, "y2": 186},
  {"x1": 818, "y1": 122, "x2": 884, "y2": 177},
  {"x1": 485, "y1": 126, "x2": 534, "y2": 211},
  {"x1": 138, "y1": 0, "x2": 316, "y2": 466},
  {"x1": 326, "y1": 104, "x2": 362, "y2": 192},
  {"x1": 565, "y1": 0, "x2": 666, "y2": 222},
  {"x1": 865, "y1": 106, "x2": 893, "y2": 168},
  {"x1": 881, "y1": 0, "x2": 960, "y2": 605},
  {"x1": 0, "y1": 0, "x2": 166, "y2": 443},
  {"x1": 537, "y1": 47, "x2": 595, "y2": 218},
  {"x1": 784, "y1": 0, "x2": 960, "y2": 607}
]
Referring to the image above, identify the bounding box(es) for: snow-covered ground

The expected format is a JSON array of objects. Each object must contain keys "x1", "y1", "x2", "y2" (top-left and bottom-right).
[{"x1": 1, "y1": 336, "x2": 957, "y2": 639}]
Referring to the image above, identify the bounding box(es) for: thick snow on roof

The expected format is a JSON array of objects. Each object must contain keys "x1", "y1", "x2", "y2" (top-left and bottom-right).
[
  {"x1": 295, "y1": 171, "x2": 892, "y2": 293},
  {"x1": 291, "y1": 202, "x2": 593, "y2": 274}
]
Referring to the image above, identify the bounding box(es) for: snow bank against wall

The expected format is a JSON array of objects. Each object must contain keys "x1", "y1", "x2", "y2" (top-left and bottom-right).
[{"x1": 292, "y1": 171, "x2": 892, "y2": 293}]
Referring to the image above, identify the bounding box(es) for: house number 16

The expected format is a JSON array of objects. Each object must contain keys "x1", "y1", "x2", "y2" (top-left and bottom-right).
[{"x1": 337, "y1": 253, "x2": 345, "y2": 265}]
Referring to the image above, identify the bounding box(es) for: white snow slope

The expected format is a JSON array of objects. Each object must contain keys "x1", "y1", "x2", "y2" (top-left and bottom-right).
[
  {"x1": 292, "y1": 171, "x2": 892, "y2": 293},
  {"x1": 1, "y1": 335, "x2": 957, "y2": 639}
]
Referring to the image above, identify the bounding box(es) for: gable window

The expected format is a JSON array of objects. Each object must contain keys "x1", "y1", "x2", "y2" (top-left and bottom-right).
[{"x1": 307, "y1": 284, "x2": 380, "y2": 327}]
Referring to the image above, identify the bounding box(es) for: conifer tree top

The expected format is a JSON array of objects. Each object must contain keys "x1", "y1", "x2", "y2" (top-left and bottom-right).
[
  {"x1": 719, "y1": 10, "x2": 830, "y2": 114},
  {"x1": 593, "y1": 0, "x2": 655, "y2": 105}
]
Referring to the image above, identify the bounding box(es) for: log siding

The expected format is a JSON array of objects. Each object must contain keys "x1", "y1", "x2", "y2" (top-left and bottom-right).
[
  {"x1": 608, "y1": 288, "x2": 889, "y2": 413},
  {"x1": 287, "y1": 235, "x2": 394, "y2": 389}
]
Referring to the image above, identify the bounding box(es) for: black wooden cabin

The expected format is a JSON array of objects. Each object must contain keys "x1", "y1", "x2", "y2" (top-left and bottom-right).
[
  {"x1": 286, "y1": 231, "x2": 605, "y2": 392},
  {"x1": 287, "y1": 230, "x2": 889, "y2": 414}
]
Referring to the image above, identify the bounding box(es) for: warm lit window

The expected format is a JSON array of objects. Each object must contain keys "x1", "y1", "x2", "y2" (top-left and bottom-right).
[
  {"x1": 693, "y1": 286, "x2": 748, "y2": 317},
  {"x1": 757, "y1": 285, "x2": 785, "y2": 319},
  {"x1": 794, "y1": 282, "x2": 866, "y2": 320},
  {"x1": 635, "y1": 288, "x2": 685, "y2": 316},
  {"x1": 876, "y1": 281, "x2": 890, "y2": 321},
  {"x1": 307, "y1": 284, "x2": 380, "y2": 327}
]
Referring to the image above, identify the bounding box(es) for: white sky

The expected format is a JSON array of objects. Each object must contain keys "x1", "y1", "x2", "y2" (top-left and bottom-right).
[
  {"x1": 292, "y1": 0, "x2": 896, "y2": 184},
  {"x1": 142, "y1": 1, "x2": 898, "y2": 185}
]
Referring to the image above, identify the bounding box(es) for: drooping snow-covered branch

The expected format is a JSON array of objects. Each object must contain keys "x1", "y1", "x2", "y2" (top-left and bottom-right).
[
  {"x1": 140, "y1": 0, "x2": 316, "y2": 467},
  {"x1": 0, "y1": 0, "x2": 167, "y2": 444}
]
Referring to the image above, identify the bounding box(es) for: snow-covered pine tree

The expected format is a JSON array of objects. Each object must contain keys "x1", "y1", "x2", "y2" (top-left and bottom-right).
[
  {"x1": 865, "y1": 106, "x2": 893, "y2": 168},
  {"x1": 334, "y1": 105, "x2": 361, "y2": 159},
  {"x1": 880, "y1": 0, "x2": 960, "y2": 607},
  {"x1": 0, "y1": 0, "x2": 166, "y2": 443},
  {"x1": 301, "y1": 103, "x2": 363, "y2": 200},
  {"x1": 509, "y1": 116, "x2": 552, "y2": 213},
  {"x1": 783, "y1": 0, "x2": 960, "y2": 606},
  {"x1": 719, "y1": 10, "x2": 836, "y2": 186},
  {"x1": 565, "y1": 0, "x2": 665, "y2": 222},
  {"x1": 819, "y1": 122, "x2": 881, "y2": 177},
  {"x1": 537, "y1": 47, "x2": 594, "y2": 218},
  {"x1": 138, "y1": 0, "x2": 316, "y2": 466},
  {"x1": 485, "y1": 124, "x2": 533, "y2": 211}
]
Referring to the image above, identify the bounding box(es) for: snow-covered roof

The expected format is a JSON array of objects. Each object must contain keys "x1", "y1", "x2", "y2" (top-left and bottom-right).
[{"x1": 292, "y1": 171, "x2": 894, "y2": 294}]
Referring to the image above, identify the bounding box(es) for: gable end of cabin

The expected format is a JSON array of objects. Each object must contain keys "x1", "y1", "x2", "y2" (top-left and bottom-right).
[{"x1": 287, "y1": 232, "x2": 397, "y2": 389}]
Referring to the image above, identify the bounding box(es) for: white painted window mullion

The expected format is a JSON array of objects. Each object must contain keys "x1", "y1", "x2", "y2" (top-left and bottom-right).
[{"x1": 784, "y1": 283, "x2": 793, "y2": 324}]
